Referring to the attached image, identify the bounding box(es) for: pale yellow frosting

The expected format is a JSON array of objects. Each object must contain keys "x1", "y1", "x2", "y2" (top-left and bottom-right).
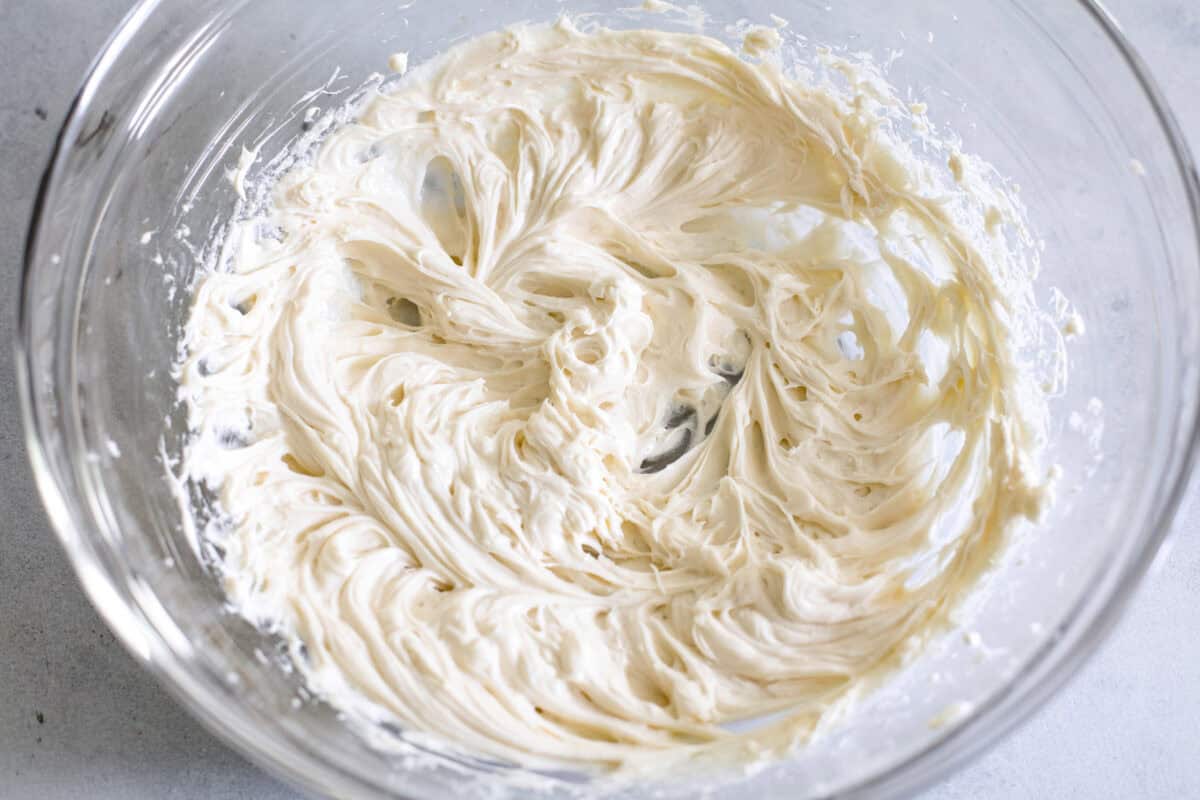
[{"x1": 182, "y1": 19, "x2": 1050, "y2": 772}]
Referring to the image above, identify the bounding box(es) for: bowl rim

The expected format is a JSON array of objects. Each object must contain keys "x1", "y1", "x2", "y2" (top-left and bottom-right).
[{"x1": 16, "y1": 1, "x2": 1200, "y2": 798}]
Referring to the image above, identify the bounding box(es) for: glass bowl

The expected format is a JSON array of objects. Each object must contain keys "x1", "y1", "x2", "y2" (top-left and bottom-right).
[{"x1": 17, "y1": 0, "x2": 1200, "y2": 797}]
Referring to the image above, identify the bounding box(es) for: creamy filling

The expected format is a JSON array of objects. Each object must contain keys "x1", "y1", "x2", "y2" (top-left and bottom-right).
[{"x1": 181, "y1": 19, "x2": 1050, "y2": 772}]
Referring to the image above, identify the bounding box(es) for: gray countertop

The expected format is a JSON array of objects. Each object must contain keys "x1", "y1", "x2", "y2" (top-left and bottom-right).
[{"x1": 2, "y1": 2, "x2": 1198, "y2": 797}]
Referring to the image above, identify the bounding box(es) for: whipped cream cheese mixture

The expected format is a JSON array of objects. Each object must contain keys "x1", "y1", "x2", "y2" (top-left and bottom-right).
[{"x1": 181, "y1": 18, "x2": 1054, "y2": 772}]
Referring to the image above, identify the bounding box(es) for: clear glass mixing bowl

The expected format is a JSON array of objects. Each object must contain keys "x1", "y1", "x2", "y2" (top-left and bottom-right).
[{"x1": 17, "y1": 0, "x2": 1200, "y2": 797}]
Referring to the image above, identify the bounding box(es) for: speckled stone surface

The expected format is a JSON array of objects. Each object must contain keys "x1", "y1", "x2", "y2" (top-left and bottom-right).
[{"x1": 1, "y1": 2, "x2": 1197, "y2": 798}]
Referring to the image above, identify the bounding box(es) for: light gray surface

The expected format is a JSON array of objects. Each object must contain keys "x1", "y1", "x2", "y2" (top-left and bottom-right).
[{"x1": 1, "y1": 1, "x2": 1197, "y2": 798}]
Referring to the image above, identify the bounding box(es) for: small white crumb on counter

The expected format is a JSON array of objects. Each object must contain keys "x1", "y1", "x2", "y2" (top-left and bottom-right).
[
  {"x1": 388, "y1": 51, "x2": 408, "y2": 75},
  {"x1": 139, "y1": 230, "x2": 155, "y2": 245},
  {"x1": 1129, "y1": 158, "x2": 1146, "y2": 176}
]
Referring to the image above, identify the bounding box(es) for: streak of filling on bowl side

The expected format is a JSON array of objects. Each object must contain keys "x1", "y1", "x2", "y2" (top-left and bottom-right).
[{"x1": 180, "y1": 19, "x2": 1055, "y2": 772}]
